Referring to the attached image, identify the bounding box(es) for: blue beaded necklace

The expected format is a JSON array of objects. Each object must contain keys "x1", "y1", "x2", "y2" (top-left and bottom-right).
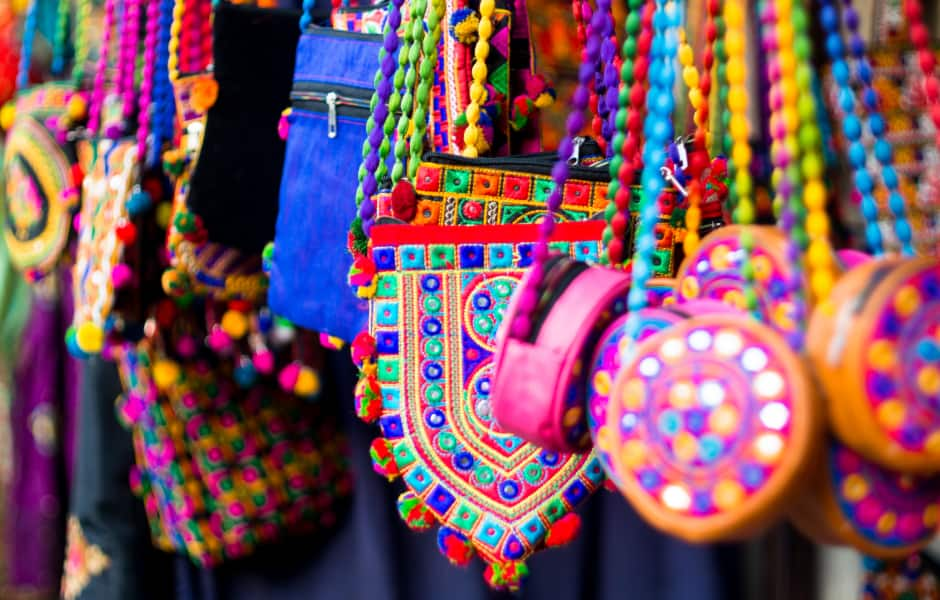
[
  {"x1": 819, "y1": 0, "x2": 915, "y2": 257},
  {"x1": 624, "y1": 0, "x2": 675, "y2": 342}
]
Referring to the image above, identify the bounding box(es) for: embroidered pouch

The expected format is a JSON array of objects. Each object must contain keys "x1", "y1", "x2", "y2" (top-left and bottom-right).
[
  {"x1": 352, "y1": 222, "x2": 606, "y2": 590},
  {"x1": 266, "y1": 28, "x2": 382, "y2": 342},
  {"x1": 114, "y1": 341, "x2": 352, "y2": 566}
]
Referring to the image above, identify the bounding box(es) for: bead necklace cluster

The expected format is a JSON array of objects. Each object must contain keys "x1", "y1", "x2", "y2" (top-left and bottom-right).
[
  {"x1": 602, "y1": 0, "x2": 653, "y2": 266},
  {"x1": 904, "y1": 0, "x2": 940, "y2": 151}
]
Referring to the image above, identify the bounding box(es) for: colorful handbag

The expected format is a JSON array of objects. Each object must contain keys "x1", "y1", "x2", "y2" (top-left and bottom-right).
[
  {"x1": 1, "y1": 0, "x2": 91, "y2": 282},
  {"x1": 113, "y1": 338, "x2": 351, "y2": 566},
  {"x1": 346, "y1": 1, "x2": 610, "y2": 588}
]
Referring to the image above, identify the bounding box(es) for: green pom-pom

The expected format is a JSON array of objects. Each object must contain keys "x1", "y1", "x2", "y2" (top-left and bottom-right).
[{"x1": 396, "y1": 491, "x2": 435, "y2": 531}]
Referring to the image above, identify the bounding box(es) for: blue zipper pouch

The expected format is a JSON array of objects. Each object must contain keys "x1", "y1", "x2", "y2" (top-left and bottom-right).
[{"x1": 268, "y1": 28, "x2": 381, "y2": 341}]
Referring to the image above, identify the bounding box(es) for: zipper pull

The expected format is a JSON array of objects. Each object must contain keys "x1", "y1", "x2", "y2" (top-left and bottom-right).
[
  {"x1": 568, "y1": 136, "x2": 587, "y2": 165},
  {"x1": 326, "y1": 92, "x2": 338, "y2": 139}
]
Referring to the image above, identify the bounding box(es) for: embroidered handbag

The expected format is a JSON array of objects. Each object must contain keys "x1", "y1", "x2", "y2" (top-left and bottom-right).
[
  {"x1": 184, "y1": 2, "x2": 301, "y2": 253},
  {"x1": 266, "y1": 26, "x2": 382, "y2": 342},
  {"x1": 1, "y1": 0, "x2": 91, "y2": 283},
  {"x1": 113, "y1": 338, "x2": 351, "y2": 566}
]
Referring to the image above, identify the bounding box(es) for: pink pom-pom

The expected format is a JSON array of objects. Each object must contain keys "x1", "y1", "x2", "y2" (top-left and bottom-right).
[
  {"x1": 111, "y1": 263, "x2": 133, "y2": 288},
  {"x1": 207, "y1": 328, "x2": 232, "y2": 353},
  {"x1": 253, "y1": 349, "x2": 275, "y2": 374},
  {"x1": 176, "y1": 335, "x2": 198, "y2": 359},
  {"x1": 277, "y1": 112, "x2": 291, "y2": 140},
  {"x1": 278, "y1": 363, "x2": 301, "y2": 391}
]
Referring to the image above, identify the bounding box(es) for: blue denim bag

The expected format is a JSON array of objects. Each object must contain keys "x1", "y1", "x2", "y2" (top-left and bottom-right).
[{"x1": 268, "y1": 28, "x2": 381, "y2": 341}]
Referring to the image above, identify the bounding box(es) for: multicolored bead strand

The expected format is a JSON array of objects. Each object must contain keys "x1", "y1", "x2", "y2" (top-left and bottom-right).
[
  {"x1": 602, "y1": 0, "x2": 653, "y2": 266},
  {"x1": 391, "y1": 0, "x2": 427, "y2": 184},
  {"x1": 723, "y1": 0, "x2": 759, "y2": 316},
  {"x1": 507, "y1": 0, "x2": 608, "y2": 340},
  {"x1": 624, "y1": 0, "x2": 674, "y2": 338},
  {"x1": 15, "y1": 0, "x2": 38, "y2": 90},
  {"x1": 138, "y1": 0, "x2": 159, "y2": 166},
  {"x1": 88, "y1": 0, "x2": 116, "y2": 135},
  {"x1": 462, "y1": 0, "x2": 495, "y2": 157},
  {"x1": 408, "y1": 0, "x2": 445, "y2": 179},
  {"x1": 904, "y1": 0, "x2": 940, "y2": 151},
  {"x1": 758, "y1": 0, "x2": 806, "y2": 348},
  {"x1": 354, "y1": 0, "x2": 404, "y2": 238}
]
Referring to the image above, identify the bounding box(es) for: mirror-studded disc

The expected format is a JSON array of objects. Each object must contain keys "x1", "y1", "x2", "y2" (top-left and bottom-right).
[
  {"x1": 792, "y1": 438, "x2": 940, "y2": 559},
  {"x1": 607, "y1": 314, "x2": 820, "y2": 542},
  {"x1": 808, "y1": 258, "x2": 940, "y2": 474},
  {"x1": 2, "y1": 84, "x2": 79, "y2": 278},
  {"x1": 676, "y1": 225, "x2": 811, "y2": 335}
]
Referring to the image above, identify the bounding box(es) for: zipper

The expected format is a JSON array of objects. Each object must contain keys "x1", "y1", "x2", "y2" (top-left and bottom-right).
[{"x1": 290, "y1": 84, "x2": 372, "y2": 137}]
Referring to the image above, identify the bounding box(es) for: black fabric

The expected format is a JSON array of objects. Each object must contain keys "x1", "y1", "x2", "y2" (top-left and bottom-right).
[
  {"x1": 187, "y1": 2, "x2": 302, "y2": 253},
  {"x1": 69, "y1": 358, "x2": 175, "y2": 600}
]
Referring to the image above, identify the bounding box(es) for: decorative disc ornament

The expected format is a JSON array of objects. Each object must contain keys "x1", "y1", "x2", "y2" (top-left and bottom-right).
[
  {"x1": 606, "y1": 314, "x2": 822, "y2": 542},
  {"x1": 790, "y1": 437, "x2": 940, "y2": 559},
  {"x1": 2, "y1": 84, "x2": 81, "y2": 280},
  {"x1": 355, "y1": 223, "x2": 606, "y2": 590},
  {"x1": 675, "y1": 225, "x2": 820, "y2": 334},
  {"x1": 807, "y1": 257, "x2": 940, "y2": 474}
]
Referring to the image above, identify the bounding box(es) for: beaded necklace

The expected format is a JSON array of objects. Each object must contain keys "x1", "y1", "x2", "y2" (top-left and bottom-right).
[
  {"x1": 138, "y1": 0, "x2": 160, "y2": 166},
  {"x1": 88, "y1": 0, "x2": 117, "y2": 136},
  {"x1": 622, "y1": 0, "x2": 676, "y2": 341},
  {"x1": 390, "y1": 0, "x2": 427, "y2": 184},
  {"x1": 904, "y1": 0, "x2": 940, "y2": 151},
  {"x1": 820, "y1": 0, "x2": 915, "y2": 257},
  {"x1": 15, "y1": 0, "x2": 38, "y2": 91},
  {"x1": 506, "y1": 0, "x2": 611, "y2": 340},
  {"x1": 601, "y1": 0, "x2": 653, "y2": 267},
  {"x1": 152, "y1": 0, "x2": 175, "y2": 159},
  {"x1": 51, "y1": 0, "x2": 70, "y2": 76},
  {"x1": 407, "y1": 0, "x2": 443, "y2": 177}
]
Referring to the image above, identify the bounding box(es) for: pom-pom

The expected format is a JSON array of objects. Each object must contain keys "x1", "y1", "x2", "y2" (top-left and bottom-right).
[
  {"x1": 294, "y1": 366, "x2": 320, "y2": 398},
  {"x1": 75, "y1": 321, "x2": 104, "y2": 353},
  {"x1": 162, "y1": 149, "x2": 186, "y2": 176},
  {"x1": 0, "y1": 101, "x2": 15, "y2": 131},
  {"x1": 350, "y1": 332, "x2": 377, "y2": 366},
  {"x1": 207, "y1": 328, "x2": 233, "y2": 354},
  {"x1": 152, "y1": 359, "x2": 181, "y2": 391},
  {"x1": 111, "y1": 263, "x2": 133, "y2": 289},
  {"x1": 65, "y1": 326, "x2": 89, "y2": 359},
  {"x1": 116, "y1": 222, "x2": 138, "y2": 245},
  {"x1": 104, "y1": 123, "x2": 123, "y2": 140},
  {"x1": 390, "y1": 180, "x2": 417, "y2": 221},
  {"x1": 66, "y1": 93, "x2": 88, "y2": 121},
  {"x1": 396, "y1": 491, "x2": 435, "y2": 531},
  {"x1": 173, "y1": 211, "x2": 198, "y2": 234},
  {"x1": 155, "y1": 202, "x2": 173, "y2": 229},
  {"x1": 534, "y1": 89, "x2": 556, "y2": 109},
  {"x1": 234, "y1": 359, "x2": 258, "y2": 388},
  {"x1": 354, "y1": 374, "x2": 382, "y2": 422},
  {"x1": 544, "y1": 513, "x2": 580, "y2": 547},
  {"x1": 449, "y1": 8, "x2": 480, "y2": 44},
  {"x1": 319, "y1": 332, "x2": 345, "y2": 350},
  {"x1": 483, "y1": 561, "x2": 529, "y2": 591},
  {"x1": 348, "y1": 255, "x2": 377, "y2": 296},
  {"x1": 437, "y1": 527, "x2": 475, "y2": 566},
  {"x1": 252, "y1": 349, "x2": 275, "y2": 374},
  {"x1": 190, "y1": 78, "x2": 219, "y2": 113},
  {"x1": 176, "y1": 335, "x2": 198, "y2": 359},
  {"x1": 161, "y1": 268, "x2": 192, "y2": 297},
  {"x1": 220, "y1": 310, "x2": 249, "y2": 339},
  {"x1": 278, "y1": 362, "x2": 301, "y2": 392},
  {"x1": 369, "y1": 438, "x2": 399, "y2": 480},
  {"x1": 509, "y1": 97, "x2": 535, "y2": 131},
  {"x1": 126, "y1": 190, "x2": 153, "y2": 216},
  {"x1": 277, "y1": 108, "x2": 291, "y2": 140}
]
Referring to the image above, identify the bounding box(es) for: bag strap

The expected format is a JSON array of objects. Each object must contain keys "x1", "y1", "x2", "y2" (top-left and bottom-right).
[
  {"x1": 821, "y1": 0, "x2": 915, "y2": 257},
  {"x1": 504, "y1": 0, "x2": 613, "y2": 340},
  {"x1": 87, "y1": 0, "x2": 117, "y2": 134}
]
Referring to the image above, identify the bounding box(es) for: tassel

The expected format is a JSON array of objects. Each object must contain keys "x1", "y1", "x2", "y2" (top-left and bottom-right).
[
  {"x1": 545, "y1": 513, "x2": 580, "y2": 547},
  {"x1": 396, "y1": 491, "x2": 435, "y2": 531},
  {"x1": 437, "y1": 527, "x2": 474, "y2": 566},
  {"x1": 369, "y1": 438, "x2": 399, "y2": 480}
]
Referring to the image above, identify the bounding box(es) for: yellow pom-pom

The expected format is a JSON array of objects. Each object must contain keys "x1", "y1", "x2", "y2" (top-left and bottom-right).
[
  {"x1": 153, "y1": 360, "x2": 181, "y2": 391},
  {"x1": 534, "y1": 92, "x2": 555, "y2": 109},
  {"x1": 294, "y1": 367, "x2": 321, "y2": 397},
  {"x1": 155, "y1": 202, "x2": 173, "y2": 229},
  {"x1": 0, "y1": 102, "x2": 15, "y2": 131},
  {"x1": 220, "y1": 310, "x2": 249, "y2": 339},
  {"x1": 324, "y1": 334, "x2": 345, "y2": 349},
  {"x1": 76, "y1": 321, "x2": 104, "y2": 353},
  {"x1": 67, "y1": 94, "x2": 88, "y2": 121}
]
